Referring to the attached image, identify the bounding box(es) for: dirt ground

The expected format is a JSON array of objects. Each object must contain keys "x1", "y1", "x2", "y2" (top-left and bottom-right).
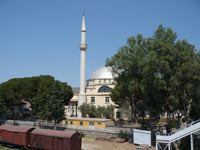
[
  {"x1": 82, "y1": 138, "x2": 155, "y2": 150},
  {"x1": 0, "y1": 138, "x2": 154, "y2": 150}
]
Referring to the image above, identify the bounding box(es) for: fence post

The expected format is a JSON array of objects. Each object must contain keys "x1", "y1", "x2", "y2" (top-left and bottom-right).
[
  {"x1": 156, "y1": 142, "x2": 158, "y2": 150},
  {"x1": 190, "y1": 134, "x2": 193, "y2": 150},
  {"x1": 168, "y1": 143, "x2": 171, "y2": 150}
]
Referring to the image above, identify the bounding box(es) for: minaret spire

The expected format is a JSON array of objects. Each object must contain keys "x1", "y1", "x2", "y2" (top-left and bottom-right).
[
  {"x1": 80, "y1": 13, "x2": 87, "y2": 50},
  {"x1": 81, "y1": 12, "x2": 86, "y2": 31},
  {"x1": 79, "y1": 13, "x2": 87, "y2": 114}
]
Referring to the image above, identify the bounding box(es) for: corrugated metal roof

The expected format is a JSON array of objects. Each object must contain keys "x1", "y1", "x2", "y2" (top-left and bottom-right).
[
  {"x1": 31, "y1": 129, "x2": 76, "y2": 138},
  {"x1": 0, "y1": 125, "x2": 34, "y2": 132}
]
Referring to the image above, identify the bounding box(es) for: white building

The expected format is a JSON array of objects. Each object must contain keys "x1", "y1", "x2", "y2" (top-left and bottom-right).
[
  {"x1": 85, "y1": 67, "x2": 115, "y2": 107},
  {"x1": 65, "y1": 14, "x2": 130, "y2": 120}
]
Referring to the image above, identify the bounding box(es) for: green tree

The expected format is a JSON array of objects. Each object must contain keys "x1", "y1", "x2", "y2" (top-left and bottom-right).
[
  {"x1": 0, "y1": 79, "x2": 24, "y2": 124},
  {"x1": 59, "y1": 82, "x2": 73, "y2": 105},
  {"x1": 79, "y1": 103, "x2": 115, "y2": 119},
  {"x1": 47, "y1": 81, "x2": 66, "y2": 129},
  {"x1": 0, "y1": 97, "x2": 8, "y2": 119},
  {"x1": 31, "y1": 75, "x2": 55, "y2": 120},
  {"x1": 142, "y1": 25, "x2": 180, "y2": 124},
  {"x1": 87, "y1": 104, "x2": 98, "y2": 118},
  {"x1": 102, "y1": 105, "x2": 114, "y2": 119},
  {"x1": 171, "y1": 50, "x2": 200, "y2": 123},
  {"x1": 146, "y1": 26, "x2": 200, "y2": 124},
  {"x1": 0, "y1": 75, "x2": 73, "y2": 122},
  {"x1": 106, "y1": 25, "x2": 200, "y2": 126},
  {"x1": 79, "y1": 103, "x2": 89, "y2": 117},
  {"x1": 31, "y1": 75, "x2": 73, "y2": 120},
  {"x1": 106, "y1": 34, "x2": 148, "y2": 123},
  {"x1": 97, "y1": 106, "x2": 105, "y2": 118},
  {"x1": 0, "y1": 84, "x2": 8, "y2": 118}
]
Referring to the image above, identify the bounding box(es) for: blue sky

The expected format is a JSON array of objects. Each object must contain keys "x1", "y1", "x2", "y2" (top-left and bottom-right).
[{"x1": 0, "y1": 0, "x2": 200, "y2": 87}]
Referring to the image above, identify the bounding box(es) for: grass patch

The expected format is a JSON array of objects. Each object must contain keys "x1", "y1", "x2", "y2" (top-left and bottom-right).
[{"x1": 0, "y1": 145, "x2": 19, "y2": 150}]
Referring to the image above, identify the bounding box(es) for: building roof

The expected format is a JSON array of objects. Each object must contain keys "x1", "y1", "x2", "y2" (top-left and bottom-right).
[
  {"x1": 0, "y1": 125, "x2": 34, "y2": 133},
  {"x1": 70, "y1": 95, "x2": 78, "y2": 102},
  {"x1": 89, "y1": 67, "x2": 113, "y2": 80},
  {"x1": 67, "y1": 117, "x2": 111, "y2": 122},
  {"x1": 72, "y1": 87, "x2": 80, "y2": 95},
  {"x1": 31, "y1": 128, "x2": 76, "y2": 138},
  {"x1": 21, "y1": 100, "x2": 32, "y2": 111}
]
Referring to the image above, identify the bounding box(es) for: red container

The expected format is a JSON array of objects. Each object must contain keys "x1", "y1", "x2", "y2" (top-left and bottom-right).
[
  {"x1": 0, "y1": 125, "x2": 35, "y2": 146},
  {"x1": 30, "y1": 129, "x2": 82, "y2": 150}
]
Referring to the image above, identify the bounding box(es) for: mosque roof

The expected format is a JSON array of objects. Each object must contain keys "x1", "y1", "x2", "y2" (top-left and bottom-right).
[{"x1": 89, "y1": 67, "x2": 113, "y2": 80}]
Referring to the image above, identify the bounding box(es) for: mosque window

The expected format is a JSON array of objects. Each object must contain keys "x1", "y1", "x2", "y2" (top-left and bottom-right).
[
  {"x1": 105, "y1": 97, "x2": 110, "y2": 103},
  {"x1": 91, "y1": 97, "x2": 95, "y2": 103},
  {"x1": 89, "y1": 122, "x2": 94, "y2": 126},
  {"x1": 116, "y1": 112, "x2": 121, "y2": 119},
  {"x1": 104, "y1": 79, "x2": 106, "y2": 83},
  {"x1": 98, "y1": 86, "x2": 111, "y2": 93},
  {"x1": 99, "y1": 80, "x2": 101, "y2": 84}
]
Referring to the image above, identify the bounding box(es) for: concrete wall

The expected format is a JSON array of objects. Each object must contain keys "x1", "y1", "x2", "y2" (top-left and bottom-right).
[
  {"x1": 3, "y1": 120, "x2": 133, "y2": 138},
  {"x1": 66, "y1": 119, "x2": 106, "y2": 128}
]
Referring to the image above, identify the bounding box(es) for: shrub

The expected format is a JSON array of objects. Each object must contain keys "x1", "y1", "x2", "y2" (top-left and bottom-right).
[
  {"x1": 76, "y1": 130, "x2": 85, "y2": 137},
  {"x1": 118, "y1": 130, "x2": 132, "y2": 142},
  {"x1": 79, "y1": 103, "x2": 114, "y2": 119},
  {"x1": 168, "y1": 120, "x2": 176, "y2": 129}
]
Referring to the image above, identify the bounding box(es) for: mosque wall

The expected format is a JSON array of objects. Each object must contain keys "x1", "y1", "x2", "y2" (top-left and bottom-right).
[
  {"x1": 66, "y1": 67, "x2": 132, "y2": 120},
  {"x1": 86, "y1": 94, "x2": 115, "y2": 106}
]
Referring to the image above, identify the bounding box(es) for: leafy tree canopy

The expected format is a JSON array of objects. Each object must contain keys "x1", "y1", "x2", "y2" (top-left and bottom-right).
[
  {"x1": 106, "y1": 25, "x2": 200, "y2": 124},
  {"x1": 0, "y1": 75, "x2": 73, "y2": 121}
]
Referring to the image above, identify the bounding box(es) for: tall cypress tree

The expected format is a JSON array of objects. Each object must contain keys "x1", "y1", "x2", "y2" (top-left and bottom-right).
[{"x1": 47, "y1": 81, "x2": 65, "y2": 129}]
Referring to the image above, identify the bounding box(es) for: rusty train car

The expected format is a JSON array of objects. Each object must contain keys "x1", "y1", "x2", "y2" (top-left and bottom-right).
[{"x1": 0, "y1": 125, "x2": 82, "y2": 150}]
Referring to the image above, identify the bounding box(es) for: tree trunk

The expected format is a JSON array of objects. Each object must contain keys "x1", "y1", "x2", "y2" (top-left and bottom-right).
[
  {"x1": 149, "y1": 111, "x2": 153, "y2": 129},
  {"x1": 129, "y1": 99, "x2": 137, "y2": 123},
  {"x1": 142, "y1": 116, "x2": 145, "y2": 125},
  {"x1": 54, "y1": 120, "x2": 57, "y2": 130},
  {"x1": 167, "y1": 111, "x2": 169, "y2": 123},
  {"x1": 11, "y1": 107, "x2": 16, "y2": 125},
  {"x1": 183, "y1": 105, "x2": 190, "y2": 125},
  {"x1": 176, "y1": 110, "x2": 181, "y2": 129}
]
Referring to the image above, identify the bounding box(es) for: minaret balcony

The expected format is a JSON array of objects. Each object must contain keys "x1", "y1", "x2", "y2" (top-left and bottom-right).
[{"x1": 80, "y1": 44, "x2": 88, "y2": 50}]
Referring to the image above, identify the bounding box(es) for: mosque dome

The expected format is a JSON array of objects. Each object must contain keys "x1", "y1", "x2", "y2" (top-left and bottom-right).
[{"x1": 89, "y1": 67, "x2": 113, "y2": 80}]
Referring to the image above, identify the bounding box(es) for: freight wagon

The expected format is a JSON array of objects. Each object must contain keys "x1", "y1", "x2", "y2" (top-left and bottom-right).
[
  {"x1": 0, "y1": 125, "x2": 82, "y2": 150},
  {"x1": 0, "y1": 125, "x2": 34, "y2": 147}
]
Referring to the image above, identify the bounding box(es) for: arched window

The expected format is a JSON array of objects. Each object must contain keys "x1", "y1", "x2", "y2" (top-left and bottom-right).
[{"x1": 98, "y1": 86, "x2": 111, "y2": 93}]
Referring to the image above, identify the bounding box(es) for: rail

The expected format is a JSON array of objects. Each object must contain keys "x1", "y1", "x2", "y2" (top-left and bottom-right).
[{"x1": 156, "y1": 119, "x2": 200, "y2": 136}]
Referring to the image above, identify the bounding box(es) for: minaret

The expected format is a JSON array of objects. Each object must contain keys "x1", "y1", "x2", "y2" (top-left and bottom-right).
[{"x1": 79, "y1": 13, "x2": 87, "y2": 109}]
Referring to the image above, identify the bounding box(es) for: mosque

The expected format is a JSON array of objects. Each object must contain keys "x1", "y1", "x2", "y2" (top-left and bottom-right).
[{"x1": 65, "y1": 14, "x2": 130, "y2": 120}]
